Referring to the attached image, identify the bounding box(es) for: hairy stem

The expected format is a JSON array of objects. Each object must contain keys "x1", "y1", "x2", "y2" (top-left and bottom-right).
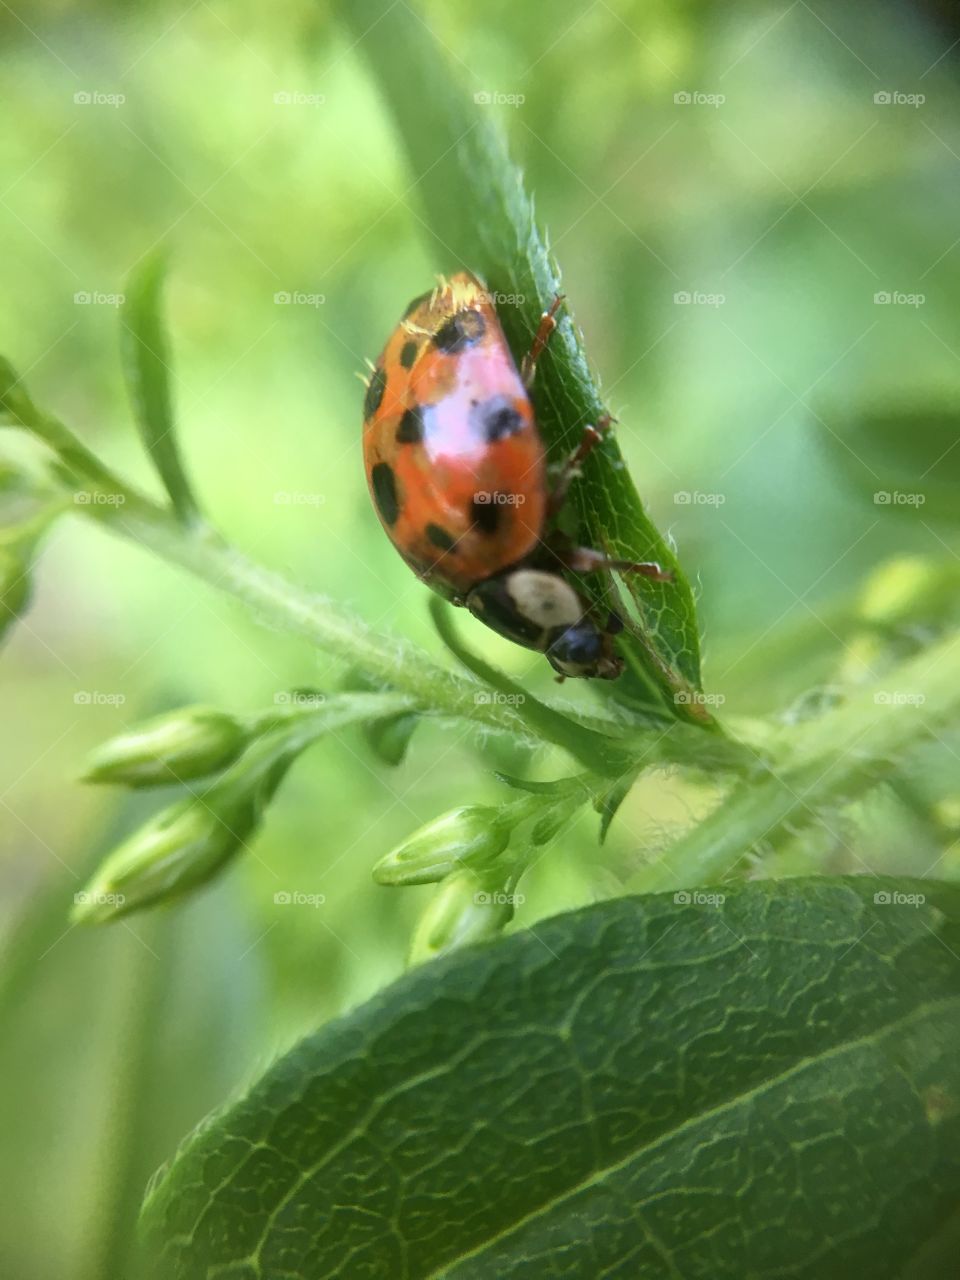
[{"x1": 631, "y1": 630, "x2": 960, "y2": 891}]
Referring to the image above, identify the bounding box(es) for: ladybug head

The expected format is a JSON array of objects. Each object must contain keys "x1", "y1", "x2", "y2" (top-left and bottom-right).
[
  {"x1": 545, "y1": 618, "x2": 623, "y2": 681},
  {"x1": 465, "y1": 568, "x2": 623, "y2": 680}
]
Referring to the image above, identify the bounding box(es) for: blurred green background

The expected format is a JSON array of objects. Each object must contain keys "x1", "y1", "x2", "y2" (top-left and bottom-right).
[{"x1": 3, "y1": 1, "x2": 960, "y2": 1275}]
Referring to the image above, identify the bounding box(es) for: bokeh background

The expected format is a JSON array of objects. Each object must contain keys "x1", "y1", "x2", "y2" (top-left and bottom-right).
[{"x1": 3, "y1": 1, "x2": 960, "y2": 1275}]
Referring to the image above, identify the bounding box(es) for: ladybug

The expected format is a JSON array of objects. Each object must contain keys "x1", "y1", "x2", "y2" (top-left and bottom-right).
[{"x1": 362, "y1": 272, "x2": 670, "y2": 680}]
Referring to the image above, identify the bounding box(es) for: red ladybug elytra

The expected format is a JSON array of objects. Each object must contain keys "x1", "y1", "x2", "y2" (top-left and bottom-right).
[{"x1": 362, "y1": 271, "x2": 669, "y2": 679}]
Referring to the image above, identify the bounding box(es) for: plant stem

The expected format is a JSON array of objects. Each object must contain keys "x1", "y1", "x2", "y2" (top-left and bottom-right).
[
  {"x1": 630, "y1": 631, "x2": 960, "y2": 891},
  {"x1": 0, "y1": 389, "x2": 777, "y2": 786}
]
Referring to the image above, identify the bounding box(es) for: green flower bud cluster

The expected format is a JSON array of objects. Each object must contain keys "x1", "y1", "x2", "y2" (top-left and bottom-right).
[
  {"x1": 72, "y1": 719, "x2": 293, "y2": 924},
  {"x1": 373, "y1": 802, "x2": 544, "y2": 964},
  {"x1": 72, "y1": 692, "x2": 408, "y2": 925}
]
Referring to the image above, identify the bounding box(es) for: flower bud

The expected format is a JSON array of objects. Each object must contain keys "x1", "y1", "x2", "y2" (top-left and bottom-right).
[
  {"x1": 372, "y1": 805, "x2": 511, "y2": 886},
  {"x1": 71, "y1": 788, "x2": 258, "y2": 924},
  {"x1": 82, "y1": 706, "x2": 247, "y2": 786},
  {"x1": 408, "y1": 869, "x2": 516, "y2": 965},
  {"x1": 0, "y1": 548, "x2": 31, "y2": 642}
]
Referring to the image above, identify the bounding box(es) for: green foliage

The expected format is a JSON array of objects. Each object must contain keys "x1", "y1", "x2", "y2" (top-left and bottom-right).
[
  {"x1": 141, "y1": 878, "x2": 960, "y2": 1279},
  {"x1": 121, "y1": 252, "x2": 201, "y2": 524}
]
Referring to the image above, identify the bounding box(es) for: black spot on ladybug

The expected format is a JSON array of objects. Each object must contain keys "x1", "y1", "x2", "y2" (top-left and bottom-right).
[
  {"x1": 402, "y1": 291, "x2": 431, "y2": 320},
  {"x1": 395, "y1": 405, "x2": 424, "y2": 445},
  {"x1": 426, "y1": 523, "x2": 458, "y2": 553},
  {"x1": 399, "y1": 340, "x2": 418, "y2": 369},
  {"x1": 433, "y1": 308, "x2": 486, "y2": 354},
  {"x1": 470, "y1": 497, "x2": 500, "y2": 536},
  {"x1": 471, "y1": 394, "x2": 524, "y2": 443},
  {"x1": 364, "y1": 367, "x2": 387, "y2": 420},
  {"x1": 371, "y1": 462, "x2": 399, "y2": 526}
]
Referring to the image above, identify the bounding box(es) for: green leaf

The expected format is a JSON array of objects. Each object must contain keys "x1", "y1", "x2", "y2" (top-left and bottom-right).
[
  {"x1": 340, "y1": 0, "x2": 705, "y2": 720},
  {"x1": 141, "y1": 877, "x2": 960, "y2": 1279},
  {"x1": 492, "y1": 771, "x2": 576, "y2": 795},
  {"x1": 596, "y1": 768, "x2": 639, "y2": 843},
  {"x1": 121, "y1": 252, "x2": 200, "y2": 524},
  {"x1": 343, "y1": 669, "x2": 420, "y2": 766}
]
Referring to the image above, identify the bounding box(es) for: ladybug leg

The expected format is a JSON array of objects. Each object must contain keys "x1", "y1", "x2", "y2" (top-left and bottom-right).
[
  {"x1": 565, "y1": 546, "x2": 673, "y2": 582},
  {"x1": 546, "y1": 414, "x2": 613, "y2": 519},
  {"x1": 521, "y1": 293, "x2": 565, "y2": 388}
]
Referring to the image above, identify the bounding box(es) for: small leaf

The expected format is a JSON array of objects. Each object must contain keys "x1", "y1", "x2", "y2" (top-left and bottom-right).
[
  {"x1": 529, "y1": 802, "x2": 577, "y2": 845},
  {"x1": 342, "y1": 0, "x2": 704, "y2": 719},
  {"x1": 121, "y1": 252, "x2": 200, "y2": 524},
  {"x1": 142, "y1": 877, "x2": 960, "y2": 1279},
  {"x1": 596, "y1": 768, "x2": 639, "y2": 843},
  {"x1": 364, "y1": 712, "x2": 418, "y2": 766},
  {"x1": 344, "y1": 669, "x2": 420, "y2": 766},
  {"x1": 492, "y1": 772, "x2": 575, "y2": 795}
]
